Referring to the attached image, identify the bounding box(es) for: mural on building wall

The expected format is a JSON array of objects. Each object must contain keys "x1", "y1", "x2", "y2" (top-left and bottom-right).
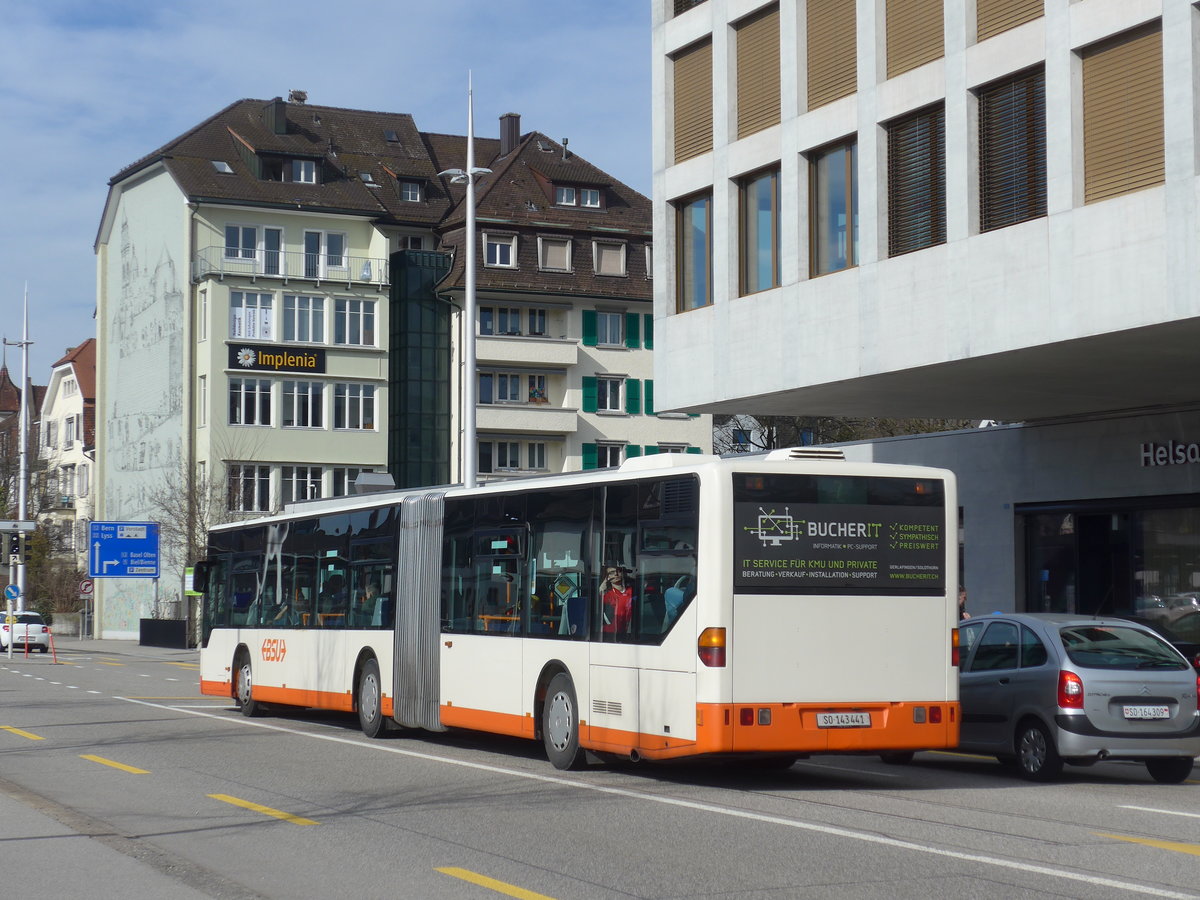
[{"x1": 102, "y1": 213, "x2": 185, "y2": 634}]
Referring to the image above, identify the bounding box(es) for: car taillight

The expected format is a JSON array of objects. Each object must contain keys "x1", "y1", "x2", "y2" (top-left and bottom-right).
[
  {"x1": 1195, "y1": 674, "x2": 1200, "y2": 712},
  {"x1": 1058, "y1": 670, "x2": 1084, "y2": 708},
  {"x1": 951, "y1": 627, "x2": 960, "y2": 667},
  {"x1": 40, "y1": 626, "x2": 48, "y2": 634},
  {"x1": 698, "y1": 627, "x2": 726, "y2": 667}
]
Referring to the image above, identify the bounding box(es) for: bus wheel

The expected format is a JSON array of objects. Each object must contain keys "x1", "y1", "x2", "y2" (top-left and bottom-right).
[
  {"x1": 235, "y1": 655, "x2": 262, "y2": 718},
  {"x1": 543, "y1": 673, "x2": 585, "y2": 770},
  {"x1": 357, "y1": 659, "x2": 385, "y2": 739}
]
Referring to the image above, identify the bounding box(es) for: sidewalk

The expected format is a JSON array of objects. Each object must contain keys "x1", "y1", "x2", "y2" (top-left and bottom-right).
[{"x1": 2, "y1": 635, "x2": 199, "y2": 663}]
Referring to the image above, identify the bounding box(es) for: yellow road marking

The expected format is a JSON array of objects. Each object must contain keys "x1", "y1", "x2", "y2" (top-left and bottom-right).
[
  {"x1": 80, "y1": 754, "x2": 149, "y2": 774},
  {"x1": 0, "y1": 725, "x2": 44, "y2": 740},
  {"x1": 163, "y1": 662, "x2": 199, "y2": 669},
  {"x1": 1097, "y1": 833, "x2": 1200, "y2": 857},
  {"x1": 97, "y1": 661, "x2": 125, "y2": 667},
  {"x1": 436, "y1": 868, "x2": 557, "y2": 900},
  {"x1": 208, "y1": 793, "x2": 318, "y2": 826}
]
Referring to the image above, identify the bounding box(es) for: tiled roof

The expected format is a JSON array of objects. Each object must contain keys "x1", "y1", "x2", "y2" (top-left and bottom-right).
[
  {"x1": 108, "y1": 100, "x2": 652, "y2": 302},
  {"x1": 52, "y1": 339, "x2": 97, "y2": 401}
]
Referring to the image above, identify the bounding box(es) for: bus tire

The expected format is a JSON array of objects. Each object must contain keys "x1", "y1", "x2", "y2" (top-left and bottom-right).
[
  {"x1": 235, "y1": 654, "x2": 263, "y2": 718},
  {"x1": 543, "y1": 673, "x2": 585, "y2": 770},
  {"x1": 357, "y1": 658, "x2": 386, "y2": 739}
]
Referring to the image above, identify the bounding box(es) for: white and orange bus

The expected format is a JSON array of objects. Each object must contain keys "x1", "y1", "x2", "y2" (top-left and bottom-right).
[{"x1": 197, "y1": 448, "x2": 960, "y2": 769}]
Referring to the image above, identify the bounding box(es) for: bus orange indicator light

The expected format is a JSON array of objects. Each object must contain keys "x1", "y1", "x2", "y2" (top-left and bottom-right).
[
  {"x1": 951, "y1": 628, "x2": 960, "y2": 667},
  {"x1": 698, "y1": 627, "x2": 726, "y2": 668}
]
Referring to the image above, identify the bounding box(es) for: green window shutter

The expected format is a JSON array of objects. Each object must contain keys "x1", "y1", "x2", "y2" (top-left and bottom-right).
[
  {"x1": 582, "y1": 310, "x2": 598, "y2": 347},
  {"x1": 644, "y1": 445, "x2": 661, "y2": 455},
  {"x1": 582, "y1": 376, "x2": 598, "y2": 413},
  {"x1": 686, "y1": 446, "x2": 702, "y2": 454},
  {"x1": 625, "y1": 444, "x2": 642, "y2": 458},
  {"x1": 625, "y1": 379, "x2": 641, "y2": 415},
  {"x1": 625, "y1": 313, "x2": 640, "y2": 348},
  {"x1": 644, "y1": 380, "x2": 655, "y2": 416},
  {"x1": 643, "y1": 314, "x2": 653, "y2": 349},
  {"x1": 582, "y1": 443, "x2": 597, "y2": 469}
]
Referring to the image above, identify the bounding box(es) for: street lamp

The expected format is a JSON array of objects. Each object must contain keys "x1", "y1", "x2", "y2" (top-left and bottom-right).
[{"x1": 438, "y1": 75, "x2": 492, "y2": 489}]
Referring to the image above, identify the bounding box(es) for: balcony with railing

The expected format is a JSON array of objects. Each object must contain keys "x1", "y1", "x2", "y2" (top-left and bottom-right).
[
  {"x1": 193, "y1": 246, "x2": 390, "y2": 289},
  {"x1": 477, "y1": 334, "x2": 579, "y2": 368},
  {"x1": 476, "y1": 401, "x2": 579, "y2": 434}
]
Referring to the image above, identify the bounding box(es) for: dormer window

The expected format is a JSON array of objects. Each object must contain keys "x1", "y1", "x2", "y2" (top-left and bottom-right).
[
  {"x1": 292, "y1": 159, "x2": 317, "y2": 183},
  {"x1": 554, "y1": 186, "x2": 576, "y2": 206},
  {"x1": 581, "y1": 188, "x2": 601, "y2": 208},
  {"x1": 400, "y1": 180, "x2": 422, "y2": 202}
]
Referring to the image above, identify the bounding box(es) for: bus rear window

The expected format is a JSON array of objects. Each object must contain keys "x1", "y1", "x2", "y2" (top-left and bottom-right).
[{"x1": 732, "y1": 473, "x2": 946, "y2": 595}]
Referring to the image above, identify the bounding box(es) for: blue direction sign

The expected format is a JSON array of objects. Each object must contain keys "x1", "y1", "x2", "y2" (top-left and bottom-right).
[
  {"x1": 4, "y1": 584, "x2": 18, "y2": 601},
  {"x1": 89, "y1": 521, "x2": 160, "y2": 578}
]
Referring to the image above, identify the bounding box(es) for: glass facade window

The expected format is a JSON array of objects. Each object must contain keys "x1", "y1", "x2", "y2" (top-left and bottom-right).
[
  {"x1": 739, "y1": 167, "x2": 780, "y2": 295},
  {"x1": 675, "y1": 193, "x2": 712, "y2": 311},
  {"x1": 283, "y1": 295, "x2": 325, "y2": 343},
  {"x1": 334, "y1": 299, "x2": 375, "y2": 346},
  {"x1": 333, "y1": 383, "x2": 376, "y2": 430},
  {"x1": 811, "y1": 141, "x2": 858, "y2": 275}
]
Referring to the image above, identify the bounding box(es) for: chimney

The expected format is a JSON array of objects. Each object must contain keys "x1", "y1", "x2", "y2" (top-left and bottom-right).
[
  {"x1": 266, "y1": 96, "x2": 288, "y2": 135},
  {"x1": 500, "y1": 112, "x2": 520, "y2": 157}
]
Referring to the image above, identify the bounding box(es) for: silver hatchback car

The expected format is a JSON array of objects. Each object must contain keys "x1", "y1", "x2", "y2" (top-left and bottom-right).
[{"x1": 958, "y1": 613, "x2": 1200, "y2": 782}]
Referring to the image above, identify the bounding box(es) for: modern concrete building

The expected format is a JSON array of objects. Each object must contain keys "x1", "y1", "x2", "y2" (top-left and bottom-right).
[
  {"x1": 651, "y1": 1, "x2": 1200, "y2": 617},
  {"x1": 95, "y1": 95, "x2": 708, "y2": 639}
]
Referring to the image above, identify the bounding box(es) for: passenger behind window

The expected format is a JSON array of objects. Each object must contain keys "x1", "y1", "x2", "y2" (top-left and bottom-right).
[{"x1": 601, "y1": 564, "x2": 636, "y2": 636}]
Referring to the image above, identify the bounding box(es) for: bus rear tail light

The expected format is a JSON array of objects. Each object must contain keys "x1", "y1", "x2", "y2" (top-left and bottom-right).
[
  {"x1": 698, "y1": 627, "x2": 726, "y2": 668},
  {"x1": 929, "y1": 705, "x2": 942, "y2": 724},
  {"x1": 1058, "y1": 670, "x2": 1084, "y2": 709},
  {"x1": 950, "y1": 628, "x2": 960, "y2": 667}
]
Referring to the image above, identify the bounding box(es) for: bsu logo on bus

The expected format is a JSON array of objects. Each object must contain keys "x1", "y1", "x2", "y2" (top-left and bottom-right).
[{"x1": 262, "y1": 638, "x2": 287, "y2": 662}]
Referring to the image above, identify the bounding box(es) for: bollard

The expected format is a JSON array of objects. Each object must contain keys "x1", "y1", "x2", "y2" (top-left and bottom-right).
[{"x1": 47, "y1": 630, "x2": 58, "y2": 664}]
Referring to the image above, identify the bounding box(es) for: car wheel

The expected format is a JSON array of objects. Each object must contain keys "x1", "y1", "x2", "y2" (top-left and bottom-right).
[
  {"x1": 357, "y1": 658, "x2": 386, "y2": 738},
  {"x1": 235, "y1": 655, "x2": 262, "y2": 717},
  {"x1": 879, "y1": 752, "x2": 915, "y2": 765},
  {"x1": 542, "y1": 673, "x2": 585, "y2": 770},
  {"x1": 1145, "y1": 757, "x2": 1194, "y2": 784},
  {"x1": 1015, "y1": 720, "x2": 1062, "y2": 781}
]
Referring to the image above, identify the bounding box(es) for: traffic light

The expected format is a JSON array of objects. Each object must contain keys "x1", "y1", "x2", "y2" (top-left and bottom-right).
[{"x1": 7, "y1": 533, "x2": 19, "y2": 564}]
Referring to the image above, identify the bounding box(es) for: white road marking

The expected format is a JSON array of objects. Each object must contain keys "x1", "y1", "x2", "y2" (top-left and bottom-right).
[
  {"x1": 121, "y1": 697, "x2": 1196, "y2": 900},
  {"x1": 1120, "y1": 805, "x2": 1200, "y2": 821}
]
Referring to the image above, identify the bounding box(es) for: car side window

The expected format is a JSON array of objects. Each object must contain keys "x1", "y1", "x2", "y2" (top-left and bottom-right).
[
  {"x1": 1019, "y1": 625, "x2": 1048, "y2": 667},
  {"x1": 967, "y1": 621, "x2": 1019, "y2": 672},
  {"x1": 959, "y1": 620, "x2": 985, "y2": 661}
]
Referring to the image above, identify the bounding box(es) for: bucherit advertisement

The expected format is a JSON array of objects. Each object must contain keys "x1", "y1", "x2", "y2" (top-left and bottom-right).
[{"x1": 732, "y1": 502, "x2": 945, "y2": 594}]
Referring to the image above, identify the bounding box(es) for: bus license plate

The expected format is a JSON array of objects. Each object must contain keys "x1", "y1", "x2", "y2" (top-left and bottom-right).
[
  {"x1": 817, "y1": 712, "x2": 872, "y2": 728},
  {"x1": 1123, "y1": 705, "x2": 1169, "y2": 720}
]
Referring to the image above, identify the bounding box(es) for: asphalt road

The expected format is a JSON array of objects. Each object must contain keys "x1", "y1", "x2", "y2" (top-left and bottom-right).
[{"x1": 1, "y1": 640, "x2": 1198, "y2": 900}]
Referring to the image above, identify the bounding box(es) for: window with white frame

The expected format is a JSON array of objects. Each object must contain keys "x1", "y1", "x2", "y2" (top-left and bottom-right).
[
  {"x1": 528, "y1": 442, "x2": 547, "y2": 470},
  {"x1": 581, "y1": 188, "x2": 601, "y2": 208},
  {"x1": 480, "y1": 306, "x2": 522, "y2": 336},
  {"x1": 224, "y1": 225, "x2": 257, "y2": 260},
  {"x1": 228, "y1": 463, "x2": 271, "y2": 512},
  {"x1": 596, "y1": 311, "x2": 624, "y2": 346},
  {"x1": 478, "y1": 372, "x2": 521, "y2": 404},
  {"x1": 44, "y1": 419, "x2": 57, "y2": 450},
  {"x1": 484, "y1": 233, "x2": 516, "y2": 267},
  {"x1": 332, "y1": 466, "x2": 376, "y2": 497},
  {"x1": 400, "y1": 181, "x2": 422, "y2": 202},
  {"x1": 527, "y1": 308, "x2": 547, "y2": 335},
  {"x1": 63, "y1": 415, "x2": 77, "y2": 448},
  {"x1": 60, "y1": 465, "x2": 76, "y2": 499},
  {"x1": 527, "y1": 374, "x2": 547, "y2": 403},
  {"x1": 304, "y1": 231, "x2": 346, "y2": 277},
  {"x1": 597, "y1": 443, "x2": 623, "y2": 468},
  {"x1": 291, "y1": 159, "x2": 317, "y2": 183},
  {"x1": 333, "y1": 383, "x2": 375, "y2": 429},
  {"x1": 282, "y1": 380, "x2": 323, "y2": 428},
  {"x1": 597, "y1": 376, "x2": 623, "y2": 412},
  {"x1": 554, "y1": 186, "x2": 576, "y2": 206},
  {"x1": 230, "y1": 292, "x2": 273, "y2": 340},
  {"x1": 658, "y1": 444, "x2": 688, "y2": 453},
  {"x1": 229, "y1": 377, "x2": 272, "y2": 426},
  {"x1": 645, "y1": 244, "x2": 653, "y2": 278},
  {"x1": 538, "y1": 237, "x2": 571, "y2": 272},
  {"x1": 593, "y1": 241, "x2": 626, "y2": 276},
  {"x1": 479, "y1": 441, "x2": 521, "y2": 474},
  {"x1": 404, "y1": 235, "x2": 425, "y2": 250},
  {"x1": 281, "y1": 465, "x2": 322, "y2": 503},
  {"x1": 63, "y1": 377, "x2": 78, "y2": 397},
  {"x1": 77, "y1": 464, "x2": 89, "y2": 497},
  {"x1": 283, "y1": 295, "x2": 325, "y2": 343},
  {"x1": 334, "y1": 299, "x2": 375, "y2": 346},
  {"x1": 198, "y1": 375, "x2": 207, "y2": 427},
  {"x1": 197, "y1": 291, "x2": 208, "y2": 341}
]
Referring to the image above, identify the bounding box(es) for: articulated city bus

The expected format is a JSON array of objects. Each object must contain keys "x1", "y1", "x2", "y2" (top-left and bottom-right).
[{"x1": 196, "y1": 448, "x2": 960, "y2": 769}]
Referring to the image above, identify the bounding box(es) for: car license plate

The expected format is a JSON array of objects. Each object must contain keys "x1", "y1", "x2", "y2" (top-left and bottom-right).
[
  {"x1": 816, "y1": 712, "x2": 871, "y2": 728},
  {"x1": 1123, "y1": 705, "x2": 1170, "y2": 720}
]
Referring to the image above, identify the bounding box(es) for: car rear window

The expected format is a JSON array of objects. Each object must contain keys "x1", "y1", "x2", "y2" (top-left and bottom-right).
[
  {"x1": 16, "y1": 614, "x2": 43, "y2": 624},
  {"x1": 1059, "y1": 625, "x2": 1188, "y2": 670}
]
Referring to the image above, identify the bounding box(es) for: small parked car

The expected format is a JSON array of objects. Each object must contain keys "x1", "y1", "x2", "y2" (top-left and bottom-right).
[
  {"x1": 957, "y1": 613, "x2": 1200, "y2": 782},
  {"x1": 0, "y1": 612, "x2": 51, "y2": 653}
]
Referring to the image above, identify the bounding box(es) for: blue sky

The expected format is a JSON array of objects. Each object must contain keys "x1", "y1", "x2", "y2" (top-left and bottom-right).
[{"x1": 0, "y1": 0, "x2": 653, "y2": 379}]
